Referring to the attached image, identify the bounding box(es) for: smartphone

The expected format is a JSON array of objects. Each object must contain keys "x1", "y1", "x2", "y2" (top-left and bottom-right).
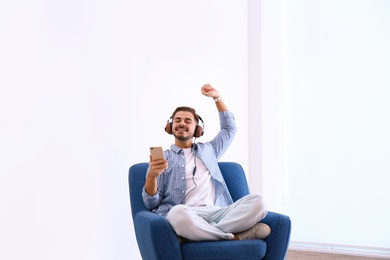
[{"x1": 150, "y1": 146, "x2": 165, "y2": 161}]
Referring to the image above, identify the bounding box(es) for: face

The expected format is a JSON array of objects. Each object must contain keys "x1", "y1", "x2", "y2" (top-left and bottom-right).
[{"x1": 172, "y1": 111, "x2": 197, "y2": 142}]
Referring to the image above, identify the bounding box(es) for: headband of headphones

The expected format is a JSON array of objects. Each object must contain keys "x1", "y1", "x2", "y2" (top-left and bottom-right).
[{"x1": 164, "y1": 115, "x2": 204, "y2": 138}]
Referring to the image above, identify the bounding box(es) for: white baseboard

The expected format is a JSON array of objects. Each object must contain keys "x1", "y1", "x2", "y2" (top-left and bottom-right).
[{"x1": 287, "y1": 250, "x2": 390, "y2": 260}]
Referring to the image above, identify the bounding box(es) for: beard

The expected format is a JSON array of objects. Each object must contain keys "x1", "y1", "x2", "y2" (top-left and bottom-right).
[
  {"x1": 173, "y1": 133, "x2": 193, "y2": 142},
  {"x1": 173, "y1": 127, "x2": 194, "y2": 141}
]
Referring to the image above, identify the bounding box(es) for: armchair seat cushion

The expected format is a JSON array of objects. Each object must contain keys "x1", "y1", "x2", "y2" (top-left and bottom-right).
[{"x1": 181, "y1": 240, "x2": 266, "y2": 260}]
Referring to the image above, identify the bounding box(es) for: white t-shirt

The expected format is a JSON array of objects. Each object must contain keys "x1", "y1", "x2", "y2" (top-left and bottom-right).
[{"x1": 183, "y1": 148, "x2": 215, "y2": 207}]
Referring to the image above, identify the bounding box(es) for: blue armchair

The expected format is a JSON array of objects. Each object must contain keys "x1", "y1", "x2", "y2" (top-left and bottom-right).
[{"x1": 129, "y1": 162, "x2": 291, "y2": 260}]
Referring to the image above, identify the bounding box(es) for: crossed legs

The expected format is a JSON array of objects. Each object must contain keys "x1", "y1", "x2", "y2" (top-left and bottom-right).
[{"x1": 166, "y1": 193, "x2": 268, "y2": 241}]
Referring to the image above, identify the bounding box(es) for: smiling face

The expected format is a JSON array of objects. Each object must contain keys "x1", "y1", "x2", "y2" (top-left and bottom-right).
[{"x1": 172, "y1": 111, "x2": 197, "y2": 143}]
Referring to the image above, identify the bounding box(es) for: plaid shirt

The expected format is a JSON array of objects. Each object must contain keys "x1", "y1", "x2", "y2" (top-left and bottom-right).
[{"x1": 142, "y1": 111, "x2": 237, "y2": 216}]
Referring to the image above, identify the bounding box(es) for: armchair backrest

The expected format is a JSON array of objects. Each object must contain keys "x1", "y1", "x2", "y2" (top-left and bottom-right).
[
  {"x1": 217, "y1": 162, "x2": 250, "y2": 201},
  {"x1": 129, "y1": 163, "x2": 149, "y2": 220},
  {"x1": 128, "y1": 162, "x2": 250, "y2": 219}
]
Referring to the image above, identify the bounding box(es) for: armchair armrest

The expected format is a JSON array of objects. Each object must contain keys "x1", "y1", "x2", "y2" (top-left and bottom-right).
[
  {"x1": 260, "y1": 211, "x2": 292, "y2": 260},
  {"x1": 134, "y1": 210, "x2": 182, "y2": 260}
]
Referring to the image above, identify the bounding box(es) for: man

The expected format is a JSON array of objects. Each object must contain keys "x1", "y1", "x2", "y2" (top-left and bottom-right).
[{"x1": 142, "y1": 83, "x2": 270, "y2": 241}]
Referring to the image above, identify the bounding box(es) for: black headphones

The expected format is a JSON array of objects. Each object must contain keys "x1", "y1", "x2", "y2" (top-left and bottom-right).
[{"x1": 165, "y1": 115, "x2": 204, "y2": 138}]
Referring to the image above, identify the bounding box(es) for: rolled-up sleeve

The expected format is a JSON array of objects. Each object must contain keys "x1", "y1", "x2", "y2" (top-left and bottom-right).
[
  {"x1": 142, "y1": 167, "x2": 163, "y2": 210},
  {"x1": 209, "y1": 111, "x2": 237, "y2": 159},
  {"x1": 142, "y1": 186, "x2": 160, "y2": 210}
]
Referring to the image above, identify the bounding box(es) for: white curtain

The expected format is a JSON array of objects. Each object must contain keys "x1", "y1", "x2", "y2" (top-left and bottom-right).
[{"x1": 259, "y1": 0, "x2": 390, "y2": 257}]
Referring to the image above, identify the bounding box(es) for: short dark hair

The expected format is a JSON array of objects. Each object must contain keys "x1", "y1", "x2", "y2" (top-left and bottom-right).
[{"x1": 171, "y1": 106, "x2": 199, "y2": 124}]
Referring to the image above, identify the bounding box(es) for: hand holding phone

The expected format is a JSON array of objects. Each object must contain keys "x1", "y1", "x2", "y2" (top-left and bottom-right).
[{"x1": 148, "y1": 146, "x2": 167, "y2": 179}]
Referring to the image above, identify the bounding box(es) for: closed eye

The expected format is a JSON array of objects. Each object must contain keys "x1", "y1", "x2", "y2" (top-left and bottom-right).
[{"x1": 174, "y1": 117, "x2": 193, "y2": 124}]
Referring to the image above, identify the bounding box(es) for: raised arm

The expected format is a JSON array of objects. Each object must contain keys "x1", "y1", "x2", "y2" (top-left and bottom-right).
[{"x1": 201, "y1": 84, "x2": 228, "y2": 112}]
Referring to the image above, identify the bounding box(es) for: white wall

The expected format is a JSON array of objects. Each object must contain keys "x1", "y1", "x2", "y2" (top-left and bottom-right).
[{"x1": 0, "y1": 1, "x2": 249, "y2": 259}]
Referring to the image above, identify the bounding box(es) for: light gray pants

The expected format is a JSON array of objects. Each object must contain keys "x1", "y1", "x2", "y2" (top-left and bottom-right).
[{"x1": 166, "y1": 193, "x2": 268, "y2": 241}]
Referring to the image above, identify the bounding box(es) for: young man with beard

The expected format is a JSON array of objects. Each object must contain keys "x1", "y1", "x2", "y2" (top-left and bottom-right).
[{"x1": 142, "y1": 83, "x2": 271, "y2": 241}]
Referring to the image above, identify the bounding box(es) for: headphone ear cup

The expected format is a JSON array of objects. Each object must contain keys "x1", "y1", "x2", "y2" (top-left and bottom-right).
[
  {"x1": 165, "y1": 121, "x2": 173, "y2": 135},
  {"x1": 194, "y1": 125, "x2": 204, "y2": 138}
]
